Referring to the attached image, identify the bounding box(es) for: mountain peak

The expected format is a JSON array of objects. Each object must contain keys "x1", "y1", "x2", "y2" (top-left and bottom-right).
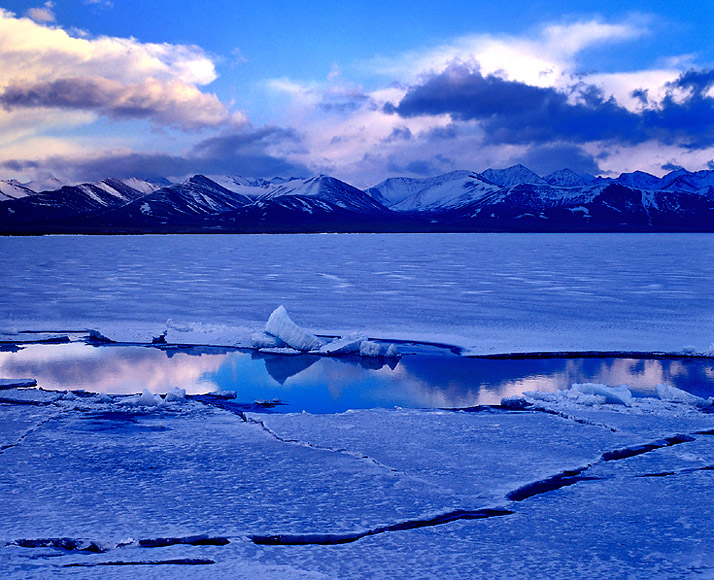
[
  {"x1": 615, "y1": 170, "x2": 661, "y2": 190},
  {"x1": 481, "y1": 164, "x2": 547, "y2": 187},
  {"x1": 544, "y1": 169, "x2": 588, "y2": 188}
]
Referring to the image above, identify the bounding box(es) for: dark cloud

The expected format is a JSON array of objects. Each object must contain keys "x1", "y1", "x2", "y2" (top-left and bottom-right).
[
  {"x1": 0, "y1": 127, "x2": 309, "y2": 182},
  {"x1": 0, "y1": 76, "x2": 229, "y2": 130},
  {"x1": 513, "y1": 144, "x2": 601, "y2": 176},
  {"x1": 390, "y1": 64, "x2": 714, "y2": 150},
  {"x1": 387, "y1": 159, "x2": 442, "y2": 176},
  {"x1": 382, "y1": 127, "x2": 413, "y2": 143},
  {"x1": 318, "y1": 89, "x2": 371, "y2": 113},
  {"x1": 661, "y1": 162, "x2": 683, "y2": 172}
]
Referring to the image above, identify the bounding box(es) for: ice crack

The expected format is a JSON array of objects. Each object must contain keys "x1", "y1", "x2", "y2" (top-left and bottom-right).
[
  {"x1": 8, "y1": 534, "x2": 230, "y2": 554},
  {"x1": 64, "y1": 558, "x2": 215, "y2": 567},
  {"x1": 245, "y1": 416, "x2": 399, "y2": 473},
  {"x1": 508, "y1": 432, "x2": 697, "y2": 502},
  {"x1": 601, "y1": 434, "x2": 695, "y2": 461},
  {"x1": 0, "y1": 410, "x2": 64, "y2": 455},
  {"x1": 250, "y1": 508, "x2": 514, "y2": 546}
]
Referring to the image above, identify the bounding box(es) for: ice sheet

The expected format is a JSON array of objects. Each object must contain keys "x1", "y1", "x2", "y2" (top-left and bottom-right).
[
  {"x1": 1, "y1": 233, "x2": 713, "y2": 355},
  {"x1": 1, "y1": 392, "x2": 713, "y2": 579}
]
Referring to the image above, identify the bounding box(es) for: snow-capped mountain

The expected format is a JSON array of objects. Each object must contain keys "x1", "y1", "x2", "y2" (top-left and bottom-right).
[
  {"x1": 0, "y1": 180, "x2": 36, "y2": 201},
  {"x1": 480, "y1": 164, "x2": 548, "y2": 187},
  {"x1": 91, "y1": 175, "x2": 256, "y2": 228},
  {"x1": 258, "y1": 175, "x2": 389, "y2": 214},
  {"x1": 2, "y1": 165, "x2": 714, "y2": 233},
  {"x1": 368, "y1": 171, "x2": 502, "y2": 212},
  {"x1": 615, "y1": 170, "x2": 663, "y2": 190},
  {"x1": 543, "y1": 169, "x2": 591, "y2": 188},
  {"x1": 0, "y1": 178, "x2": 153, "y2": 229}
]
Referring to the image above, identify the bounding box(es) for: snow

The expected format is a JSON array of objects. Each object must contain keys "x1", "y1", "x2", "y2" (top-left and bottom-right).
[
  {"x1": 655, "y1": 383, "x2": 713, "y2": 407},
  {"x1": 1, "y1": 385, "x2": 713, "y2": 578},
  {"x1": 481, "y1": 164, "x2": 548, "y2": 187},
  {"x1": 318, "y1": 333, "x2": 367, "y2": 355},
  {"x1": 359, "y1": 340, "x2": 400, "y2": 358},
  {"x1": 0, "y1": 181, "x2": 35, "y2": 201},
  {"x1": 1, "y1": 233, "x2": 713, "y2": 355},
  {"x1": 264, "y1": 305, "x2": 324, "y2": 352},
  {"x1": 119, "y1": 178, "x2": 160, "y2": 195},
  {"x1": 368, "y1": 170, "x2": 501, "y2": 212},
  {"x1": 1, "y1": 230, "x2": 713, "y2": 578},
  {"x1": 531, "y1": 382, "x2": 635, "y2": 406}
]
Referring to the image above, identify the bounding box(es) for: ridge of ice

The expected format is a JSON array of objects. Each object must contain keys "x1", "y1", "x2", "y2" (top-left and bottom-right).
[
  {"x1": 264, "y1": 305, "x2": 324, "y2": 352},
  {"x1": 655, "y1": 383, "x2": 713, "y2": 407},
  {"x1": 319, "y1": 333, "x2": 368, "y2": 355}
]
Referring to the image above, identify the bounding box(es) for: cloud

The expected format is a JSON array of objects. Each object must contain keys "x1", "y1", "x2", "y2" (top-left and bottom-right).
[
  {"x1": 0, "y1": 126, "x2": 309, "y2": 182},
  {"x1": 513, "y1": 144, "x2": 602, "y2": 176},
  {"x1": 0, "y1": 9, "x2": 233, "y2": 135},
  {"x1": 0, "y1": 76, "x2": 231, "y2": 130},
  {"x1": 371, "y1": 17, "x2": 647, "y2": 88},
  {"x1": 25, "y1": 1, "x2": 55, "y2": 23},
  {"x1": 389, "y1": 63, "x2": 714, "y2": 149}
]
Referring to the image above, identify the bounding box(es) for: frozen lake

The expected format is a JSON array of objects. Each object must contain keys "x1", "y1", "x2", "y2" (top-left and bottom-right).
[
  {"x1": 1, "y1": 233, "x2": 713, "y2": 354},
  {"x1": 2, "y1": 233, "x2": 714, "y2": 578}
]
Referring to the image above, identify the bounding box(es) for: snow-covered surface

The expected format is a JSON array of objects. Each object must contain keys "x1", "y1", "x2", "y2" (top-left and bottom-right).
[
  {"x1": 1, "y1": 383, "x2": 713, "y2": 578},
  {"x1": 368, "y1": 170, "x2": 501, "y2": 212},
  {"x1": 1, "y1": 233, "x2": 712, "y2": 355},
  {"x1": 0, "y1": 180, "x2": 35, "y2": 201}
]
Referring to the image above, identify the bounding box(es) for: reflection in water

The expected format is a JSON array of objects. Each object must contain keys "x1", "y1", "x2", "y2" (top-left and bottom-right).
[{"x1": 1, "y1": 343, "x2": 713, "y2": 413}]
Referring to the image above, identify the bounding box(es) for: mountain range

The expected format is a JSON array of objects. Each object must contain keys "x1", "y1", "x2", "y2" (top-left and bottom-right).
[{"x1": 2, "y1": 164, "x2": 714, "y2": 233}]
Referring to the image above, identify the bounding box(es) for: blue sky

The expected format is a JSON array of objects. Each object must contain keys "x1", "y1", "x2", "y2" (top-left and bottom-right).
[{"x1": 0, "y1": 1, "x2": 713, "y2": 186}]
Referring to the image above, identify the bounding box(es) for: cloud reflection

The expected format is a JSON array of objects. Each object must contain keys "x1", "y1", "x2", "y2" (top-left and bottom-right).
[{"x1": 0, "y1": 343, "x2": 224, "y2": 394}]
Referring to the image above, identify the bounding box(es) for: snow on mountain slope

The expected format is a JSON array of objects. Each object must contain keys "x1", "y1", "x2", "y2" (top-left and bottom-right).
[
  {"x1": 0, "y1": 180, "x2": 35, "y2": 201},
  {"x1": 481, "y1": 164, "x2": 548, "y2": 187},
  {"x1": 259, "y1": 175, "x2": 389, "y2": 214},
  {"x1": 659, "y1": 169, "x2": 714, "y2": 193},
  {"x1": 103, "y1": 175, "x2": 254, "y2": 222},
  {"x1": 118, "y1": 178, "x2": 161, "y2": 196},
  {"x1": 206, "y1": 175, "x2": 278, "y2": 196},
  {"x1": 615, "y1": 171, "x2": 662, "y2": 190},
  {"x1": 366, "y1": 176, "x2": 433, "y2": 207},
  {"x1": 388, "y1": 171, "x2": 502, "y2": 212},
  {"x1": 24, "y1": 176, "x2": 65, "y2": 192},
  {"x1": 544, "y1": 169, "x2": 590, "y2": 188}
]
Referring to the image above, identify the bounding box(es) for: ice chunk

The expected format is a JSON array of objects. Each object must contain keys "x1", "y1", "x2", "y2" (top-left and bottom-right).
[
  {"x1": 384, "y1": 344, "x2": 401, "y2": 358},
  {"x1": 207, "y1": 390, "x2": 237, "y2": 399},
  {"x1": 165, "y1": 386, "x2": 186, "y2": 402},
  {"x1": 500, "y1": 396, "x2": 531, "y2": 409},
  {"x1": 359, "y1": 341, "x2": 383, "y2": 357},
  {"x1": 319, "y1": 333, "x2": 368, "y2": 355},
  {"x1": 571, "y1": 383, "x2": 633, "y2": 406},
  {"x1": 259, "y1": 346, "x2": 304, "y2": 356},
  {"x1": 0, "y1": 378, "x2": 37, "y2": 389},
  {"x1": 251, "y1": 331, "x2": 287, "y2": 349},
  {"x1": 655, "y1": 383, "x2": 712, "y2": 407},
  {"x1": 137, "y1": 389, "x2": 164, "y2": 407},
  {"x1": 264, "y1": 305, "x2": 324, "y2": 351},
  {"x1": 359, "y1": 341, "x2": 401, "y2": 358}
]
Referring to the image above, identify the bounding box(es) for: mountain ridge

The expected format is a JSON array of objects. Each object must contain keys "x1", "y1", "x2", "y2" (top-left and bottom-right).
[{"x1": 2, "y1": 165, "x2": 714, "y2": 233}]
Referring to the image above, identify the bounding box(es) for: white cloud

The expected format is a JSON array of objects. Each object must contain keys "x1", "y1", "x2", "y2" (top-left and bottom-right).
[
  {"x1": 370, "y1": 18, "x2": 648, "y2": 89},
  {"x1": 0, "y1": 9, "x2": 242, "y2": 172},
  {"x1": 25, "y1": 1, "x2": 55, "y2": 23}
]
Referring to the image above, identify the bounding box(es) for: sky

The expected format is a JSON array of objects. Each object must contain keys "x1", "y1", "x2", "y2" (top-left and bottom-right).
[{"x1": 0, "y1": 1, "x2": 713, "y2": 187}]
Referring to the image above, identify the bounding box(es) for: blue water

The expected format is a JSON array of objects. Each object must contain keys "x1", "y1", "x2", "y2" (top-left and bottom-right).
[{"x1": 1, "y1": 343, "x2": 712, "y2": 413}]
